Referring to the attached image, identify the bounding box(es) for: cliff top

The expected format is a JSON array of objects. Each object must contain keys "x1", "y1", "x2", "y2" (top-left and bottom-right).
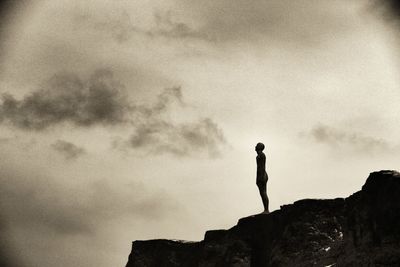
[{"x1": 126, "y1": 170, "x2": 400, "y2": 267}]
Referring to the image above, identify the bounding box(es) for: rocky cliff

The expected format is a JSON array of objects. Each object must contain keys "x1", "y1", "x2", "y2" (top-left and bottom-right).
[{"x1": 125, "y1": 170, "x2": 400, "y2": 267}]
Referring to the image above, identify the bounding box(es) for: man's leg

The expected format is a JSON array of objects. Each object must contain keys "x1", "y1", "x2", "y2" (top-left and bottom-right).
[
  {"x1": 257, "y1": 182, "x2": 269, "y2": 213},
  {"x1": 264, "y1": 182, "x2": 269, "y2": 213}
]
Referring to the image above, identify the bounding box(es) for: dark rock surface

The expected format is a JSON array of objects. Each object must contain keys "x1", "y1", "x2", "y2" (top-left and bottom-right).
[{"x1": 125, "y1": 170, "x2": 400, "y2": 267}]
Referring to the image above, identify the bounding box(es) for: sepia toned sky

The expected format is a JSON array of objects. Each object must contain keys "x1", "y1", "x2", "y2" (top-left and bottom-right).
[{"x1": 0, "y1": 1, "x2": 399, "y2": 266}]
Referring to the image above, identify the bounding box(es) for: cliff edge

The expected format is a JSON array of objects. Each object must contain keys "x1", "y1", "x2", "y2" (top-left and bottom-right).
[{"x1": 125, "y1": 170, "x2": 400, "y2": 267}]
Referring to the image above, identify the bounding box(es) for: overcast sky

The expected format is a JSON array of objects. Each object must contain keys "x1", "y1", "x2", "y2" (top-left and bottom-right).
[{"x1": 0, "y1": 1, "x2": 399, "y2": 267}]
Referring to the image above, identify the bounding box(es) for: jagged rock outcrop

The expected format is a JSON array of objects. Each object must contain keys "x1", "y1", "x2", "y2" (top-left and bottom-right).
[{"x1": 125, "y1": 170, "x2": 400, "y2": 267}]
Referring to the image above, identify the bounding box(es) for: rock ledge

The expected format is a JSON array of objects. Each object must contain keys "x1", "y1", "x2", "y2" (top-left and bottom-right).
[{"x1": 126, "y1": 170, "x2": 400, "y2": 267}]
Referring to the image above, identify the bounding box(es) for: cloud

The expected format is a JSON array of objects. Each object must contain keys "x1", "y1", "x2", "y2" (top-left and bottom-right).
[
  {"x1": 134, "y1": 86, "x2": 184, "y2": 117},
  {"x1": 51, "y1": 140, "x2": 86, "y2": 160},
  {"x1": 69, "y1": 0, "x2": 360, "y2": 46},
  {"x1": 0, "y1": 68, "x2": 226, "y2": 157},
  {"x1": 79, "y1": 10, "x2": 140, "y2": 43},
  {"x1": 0, "y1": 69, "x2": 129, "y2": 130},
  {"x1": 0, "y1": 72, "x2": 186, "y2": 132},
  {"x1": 150, "y1": 11, "x2": 205, "y2": 40},
  {"x1": 128, "y1": 118, "x2": 226, "y2": 157},
  {"x1": 117, "y1": 86, "x2": 227, "y2": 157},
  {"x1": 146, "y1": 0, "x2": 359, "y2": 45},
  {"x1": 72, "y1": 9, "x2": 203, "y2": 43},
  {"x1": 0, "y1": 137, "x2": 11, "y2": 144},
  {"x1": 308, "y1": 124, "x2": 391, "y2": 153}
]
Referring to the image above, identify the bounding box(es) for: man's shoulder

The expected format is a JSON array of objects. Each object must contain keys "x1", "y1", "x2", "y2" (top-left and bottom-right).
[{"x1": 256, "y1": 153, "x2": 266, "y2": 159}]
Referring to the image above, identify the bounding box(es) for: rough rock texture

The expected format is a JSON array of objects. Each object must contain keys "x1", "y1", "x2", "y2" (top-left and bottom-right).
[{"x1": 126, "y1": 170, "x2": 400, "y2": 267}]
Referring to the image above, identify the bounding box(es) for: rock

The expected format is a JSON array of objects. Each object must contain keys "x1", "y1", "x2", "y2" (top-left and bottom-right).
[
  {"x1": 127, "y1": 239, "x2": 200, "y2": 267},
  {"x1": 125, "y1": 170, "x2": 400, "y2": 267}
]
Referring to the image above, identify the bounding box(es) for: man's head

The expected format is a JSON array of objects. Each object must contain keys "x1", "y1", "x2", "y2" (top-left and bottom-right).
[{"x1": 255, "y1": 142, "x2": 265, "y2": 153}]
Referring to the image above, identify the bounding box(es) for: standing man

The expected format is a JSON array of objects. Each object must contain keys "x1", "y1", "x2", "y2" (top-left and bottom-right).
[{"x1": 255, "y1": 142, "x2": 269, "y2": 214}]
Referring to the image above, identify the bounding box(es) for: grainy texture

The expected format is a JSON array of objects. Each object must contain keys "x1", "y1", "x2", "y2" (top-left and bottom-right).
[{"x1": 126, "y1": 170, "x2": 400, "y2": 267}]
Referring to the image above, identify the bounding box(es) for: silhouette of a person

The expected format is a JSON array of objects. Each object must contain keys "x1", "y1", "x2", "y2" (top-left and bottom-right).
[{"x1": 255, "y1": 142, "x2": 269, "y2": 214}]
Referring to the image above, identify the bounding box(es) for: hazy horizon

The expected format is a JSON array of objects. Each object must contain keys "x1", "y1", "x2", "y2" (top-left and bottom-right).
[{"x1": 0, "y1": 1, "x2": 399, "y2": 266}]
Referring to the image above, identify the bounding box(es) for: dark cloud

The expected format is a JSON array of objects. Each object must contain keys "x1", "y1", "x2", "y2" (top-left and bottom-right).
[
  {"x1": 0, "y1": 71, "x2": 184, "y2": 131},
  {"x1": 308, "y1": 124, "x2": 391, "y2": 153},
  {"x1": 154, "y1": 86, "x2": 184, "y2": 111},
  {"x1": 0, "y1": 69, "x2": 129, "y2": 130},
  {"x1": 134, "y1": 86, "x2": 184, "y2": 117},
  {"x1": 51, "y1": 140, "x2": 86, "y2": 160},
  {"x1": 129, "y1": 118, "x2": 226, "y2": 157},
  {"x1": 118, "y1": 85, "x2": 227, "y2": 157},
  {"x1": 0, "y1": 69, "x2": 226, "y2": 156}
]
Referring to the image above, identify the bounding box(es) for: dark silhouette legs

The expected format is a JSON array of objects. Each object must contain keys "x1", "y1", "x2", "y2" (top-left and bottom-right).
[{"x1": 257, "y1": 182, "x2": 269, "y2": 214}]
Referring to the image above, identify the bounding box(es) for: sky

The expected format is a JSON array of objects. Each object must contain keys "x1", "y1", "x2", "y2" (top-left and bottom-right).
[{"x1": 0, "y1": 1, "x2": 399, "y2": 266}]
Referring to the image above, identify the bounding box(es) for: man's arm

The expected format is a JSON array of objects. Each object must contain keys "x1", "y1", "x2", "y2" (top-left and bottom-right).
[{"x1": 256, "y1": 154, "x2": 266, "y2": 178}]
